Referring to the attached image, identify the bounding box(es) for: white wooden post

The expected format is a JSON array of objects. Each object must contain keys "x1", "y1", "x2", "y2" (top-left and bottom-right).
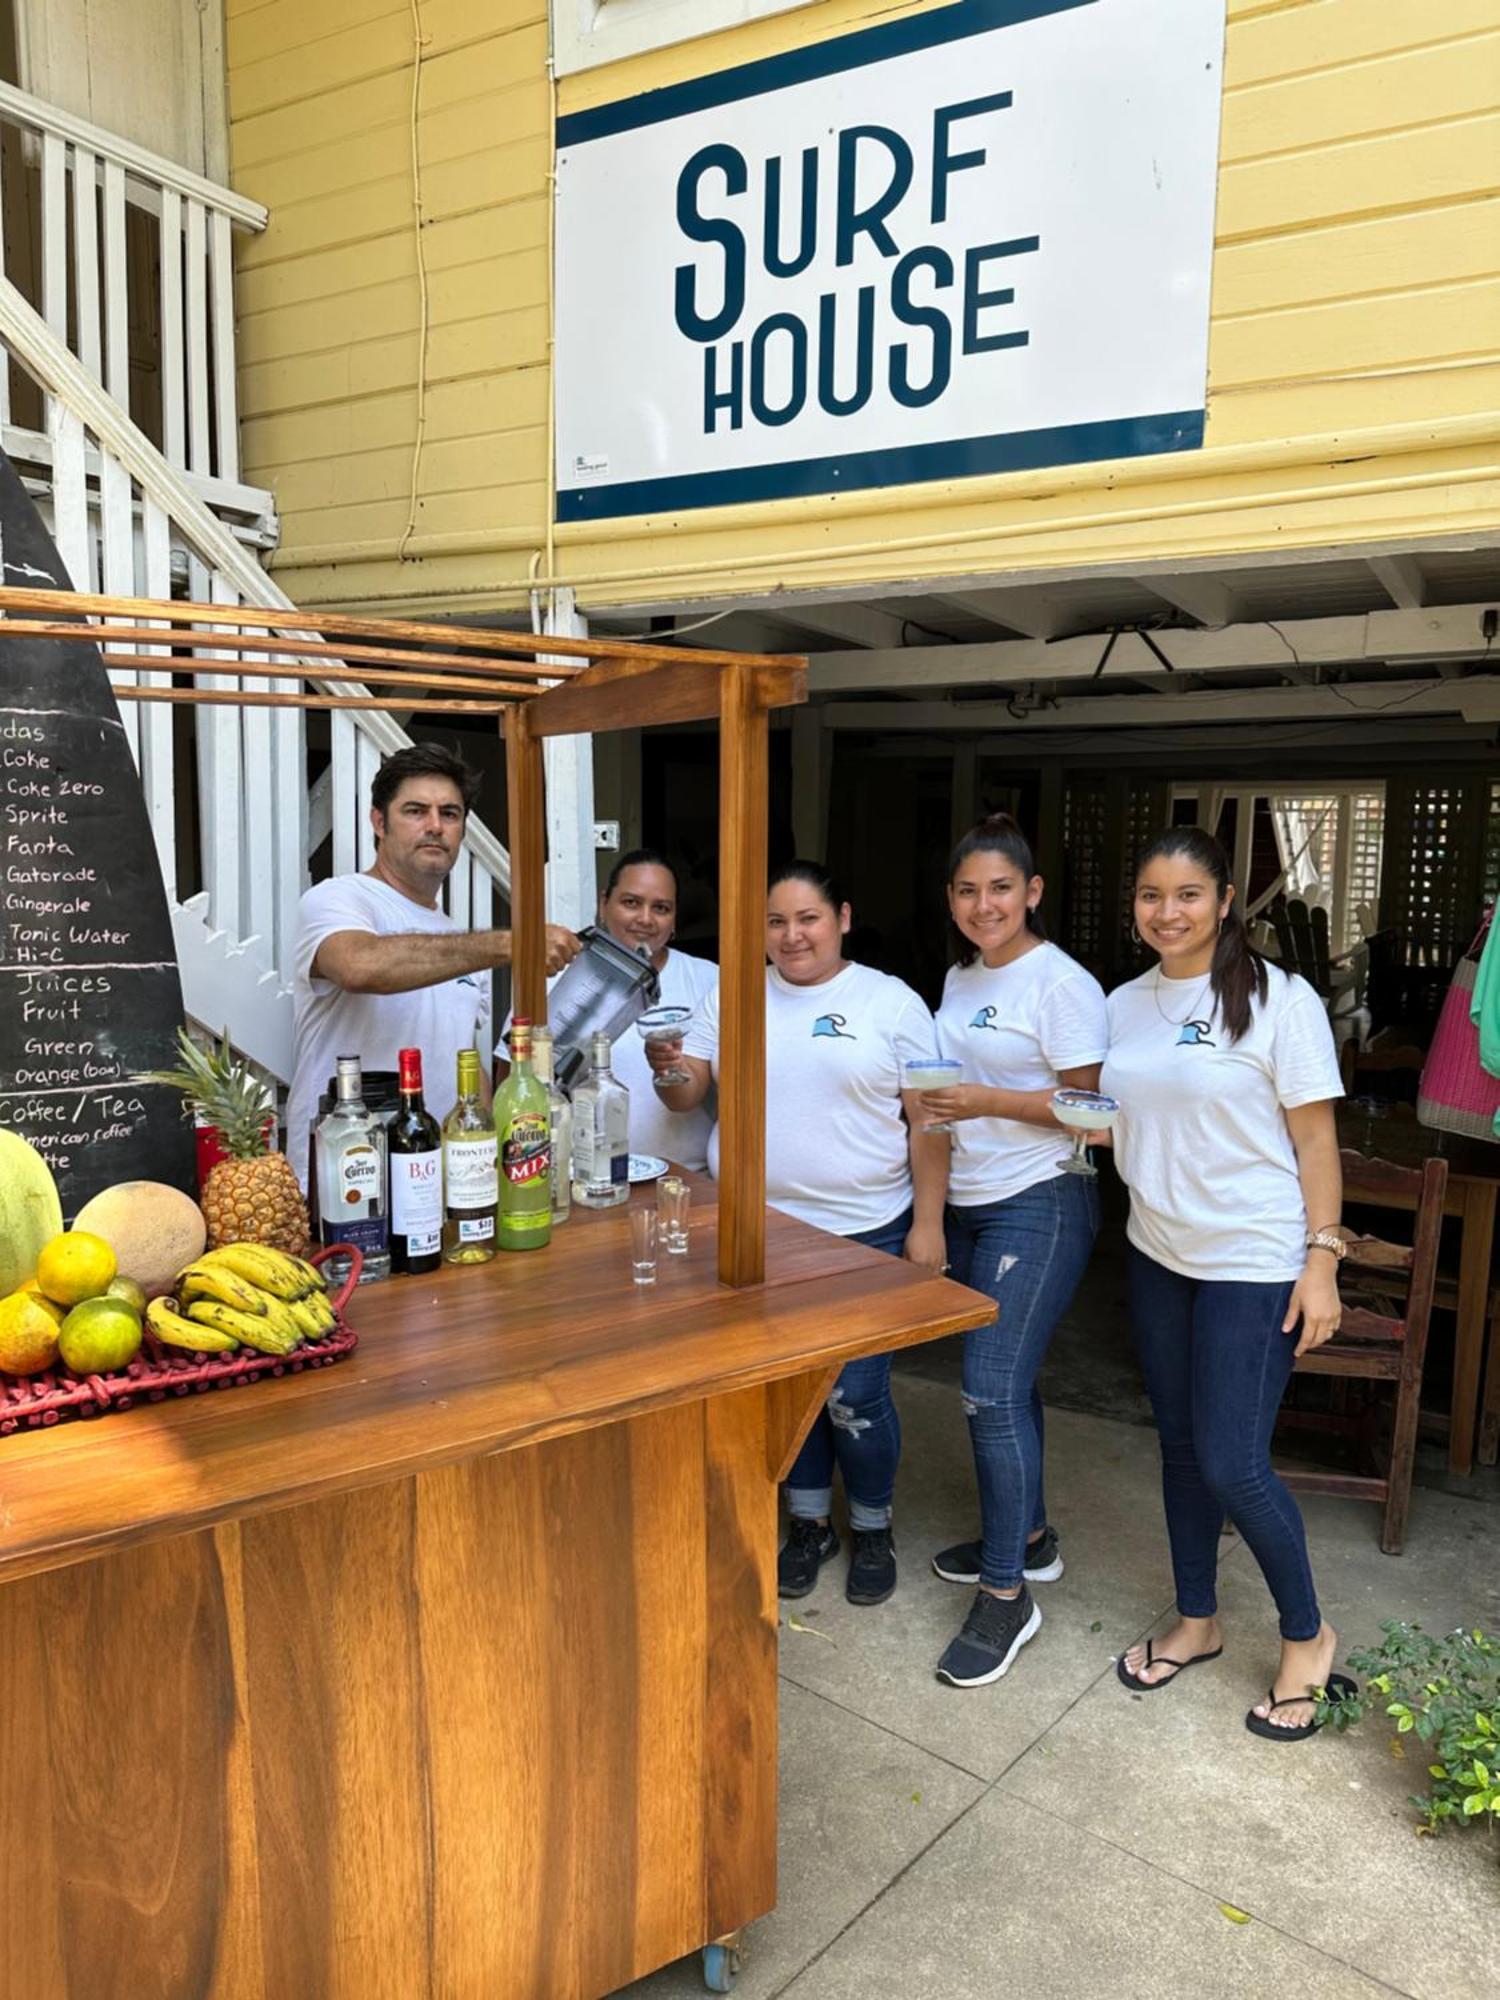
[
  {"x1": 541, "y1": 588, "x2": 596, "y2": 930},
  {"x1": 138, "y1": 495, "x2": 177, "y2": 897}
]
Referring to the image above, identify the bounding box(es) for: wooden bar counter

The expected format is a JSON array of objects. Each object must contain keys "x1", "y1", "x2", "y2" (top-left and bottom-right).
[{"x1": 0, "y1": 1187, "x2": 990, "y2": 1999}]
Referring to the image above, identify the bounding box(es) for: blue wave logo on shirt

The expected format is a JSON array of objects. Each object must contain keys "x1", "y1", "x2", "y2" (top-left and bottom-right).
[
  {"x1": 812, "y1": 1013, "x2": 856, "y2": 1040},
  {"x1": 456, "y1": 974, "x2": 480, "y2": 991},
  {"x1": 1177, "y1": 1020, "x2": 1215, "y2": 1047},
  {"x1": 968, "y1": 1005, "x2": 999, "y2": 1030}
]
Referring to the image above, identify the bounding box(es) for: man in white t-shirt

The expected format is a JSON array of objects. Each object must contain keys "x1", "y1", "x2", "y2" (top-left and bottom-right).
[{"x1": 286, "y1": 744, "x2": 581, "y2": 1187}]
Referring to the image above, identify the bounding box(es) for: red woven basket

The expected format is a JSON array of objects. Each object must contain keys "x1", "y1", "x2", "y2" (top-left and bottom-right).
[{"x1": 0, "y1": 1245, "x2": 363, "y2": 1439}]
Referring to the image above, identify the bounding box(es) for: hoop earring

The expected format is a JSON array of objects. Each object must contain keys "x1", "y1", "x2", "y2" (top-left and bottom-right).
[{"x1": 1130, "y1": 922, "x2": 1142, "y2": 945}]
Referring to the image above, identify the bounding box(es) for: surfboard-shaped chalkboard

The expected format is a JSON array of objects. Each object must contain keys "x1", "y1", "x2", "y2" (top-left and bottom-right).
[{"x1": 0, "y1": 450, "x2": 196, "y2": 1217}]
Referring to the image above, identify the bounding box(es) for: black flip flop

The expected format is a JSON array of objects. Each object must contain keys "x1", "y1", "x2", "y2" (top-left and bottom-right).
[
  {"x1": 1116, "y1": 1635, "x2": 1224, "y2": 1692},
  {"x1": 1244, "y1": 1671, "x2": 1358, "y2": 1741}
]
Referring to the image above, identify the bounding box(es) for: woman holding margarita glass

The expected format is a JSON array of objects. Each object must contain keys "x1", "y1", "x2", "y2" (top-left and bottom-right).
[
  {"x1": 498, "y1": 848, "x2": 717, "y2": 1170},
  {"x1": 1104, "y1": 826, "x2": 1354, "y2": 1740},
  {"x1": 649, "y1": 861, "x2": 948, "y2": 1607},
  {"x1": 915, "y1": 815, "x2": 1109, "y2": 1689}
]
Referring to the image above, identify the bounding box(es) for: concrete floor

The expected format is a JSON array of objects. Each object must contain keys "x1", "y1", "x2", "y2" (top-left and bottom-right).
[{"x1": 619, "y1": 1316, "x2": 1500, "y2": 2000}]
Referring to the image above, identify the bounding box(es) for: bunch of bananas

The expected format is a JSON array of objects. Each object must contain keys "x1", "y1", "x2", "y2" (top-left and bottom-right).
[{"x1": 146, "y1": 1244, "x2": 337, "y2": 1356}]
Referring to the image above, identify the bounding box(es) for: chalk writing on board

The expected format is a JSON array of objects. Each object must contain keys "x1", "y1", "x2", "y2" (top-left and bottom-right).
[{"x1": 0, "y1": 452, "x2": 195, "y2": 1215}]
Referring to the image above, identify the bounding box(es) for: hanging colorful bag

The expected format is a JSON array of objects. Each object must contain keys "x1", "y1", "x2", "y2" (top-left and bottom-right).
[{"x1": 1417, "y1": 918, "x2": 1500, "y2": 1141}]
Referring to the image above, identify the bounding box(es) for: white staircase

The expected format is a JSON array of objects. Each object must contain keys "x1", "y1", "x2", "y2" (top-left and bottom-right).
[{"x1": 0, "y1": 82, "x2": 511, "y2": 1081}]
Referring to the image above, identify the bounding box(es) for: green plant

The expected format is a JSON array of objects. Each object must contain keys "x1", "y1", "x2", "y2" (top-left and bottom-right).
[{"x1": 1320, "y1": 1621, "x2": 1500, "y2": 1847}]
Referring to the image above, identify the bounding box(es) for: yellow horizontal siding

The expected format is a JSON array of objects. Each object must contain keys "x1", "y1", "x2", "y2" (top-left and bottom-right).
[
  {"x1": 241, "y1": 367, "x2": 545, "y2": 465},
  {"x1": 239, "y1": 303, "x2": 548, "y2": 413},
  {"x1": 230, "y1": 0, "x2": 1500, "y2": 613}
]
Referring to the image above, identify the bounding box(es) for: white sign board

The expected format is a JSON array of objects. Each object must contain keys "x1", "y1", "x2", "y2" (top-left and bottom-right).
[{"x1": 554, "y1": 0, "x2": 1226, "y2": 522}]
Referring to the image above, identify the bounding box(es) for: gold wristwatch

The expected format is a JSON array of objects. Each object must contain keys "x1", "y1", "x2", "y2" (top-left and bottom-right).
[{"x1": 1305, "y1": 1228, "x2": 1346, "y2": 1262}]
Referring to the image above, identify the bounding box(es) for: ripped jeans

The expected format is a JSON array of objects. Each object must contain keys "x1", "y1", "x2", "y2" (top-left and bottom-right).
[
  {"x1": 945, "y1": 1173, "x2": 1099, "y2": 1589},
  {"x1": 784, "y1": 1207, "x2": 911, "y2": 1530}
]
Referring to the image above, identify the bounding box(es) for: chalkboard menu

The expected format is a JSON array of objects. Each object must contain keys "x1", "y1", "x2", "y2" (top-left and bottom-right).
[{"x1": 0, "y1": 453, "x2": 195, "y2": 1217}]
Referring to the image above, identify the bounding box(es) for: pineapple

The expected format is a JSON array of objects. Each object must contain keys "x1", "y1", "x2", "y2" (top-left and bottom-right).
[{"x1": 136, "y1": 1028, "x2": 310, "y2": 1253}]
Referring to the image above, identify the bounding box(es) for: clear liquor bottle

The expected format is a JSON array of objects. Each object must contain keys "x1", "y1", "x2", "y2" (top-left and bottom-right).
[
  {"x1": 532, "y1": 1025, "x2": 572, "y2": 1227},
  {"x1": 570, "y1": 1031, "x2": 630, "y2": 1209},
  {"x1": 388, "y1": 1046, "x2": 443, "y2": 1275},
  {"x1": 314, "y1": 1054, "x2": 391, "y2": 1283},
  {"x1": 442, "y1": 1047, "x2": 497, "y2": 1264},
  {"x1": 495, "y1": 1018, "x2": 551, "y2": 1253}
]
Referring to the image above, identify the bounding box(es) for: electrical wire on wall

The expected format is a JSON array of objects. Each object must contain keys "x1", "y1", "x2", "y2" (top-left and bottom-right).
[{"x1": 399, "y1": 0, "x2": 432, "y2": 562}]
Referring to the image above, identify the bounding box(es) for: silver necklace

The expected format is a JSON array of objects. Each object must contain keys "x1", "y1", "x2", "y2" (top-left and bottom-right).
[{"x1": 1152, "y1": 968, "x2": 1214, "y2": 1026}]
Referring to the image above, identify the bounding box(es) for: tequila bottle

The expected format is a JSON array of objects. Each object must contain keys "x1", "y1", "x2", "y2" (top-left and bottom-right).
[
  {"x1": 570, "y1": 1031, "x2": 630, "y2": 1209},
  {"x1": 314, "y1": 1054, "x2": 391, "y2": 1283}
]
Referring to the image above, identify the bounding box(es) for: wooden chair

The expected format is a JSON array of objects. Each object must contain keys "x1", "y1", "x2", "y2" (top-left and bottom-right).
[
  {"x1": 1267, "y1": 895, "x2": 1368, "y2": 1011},
  {"x1": 1277, "y1": 1150, "x2": 1448, "y2": 1555}
]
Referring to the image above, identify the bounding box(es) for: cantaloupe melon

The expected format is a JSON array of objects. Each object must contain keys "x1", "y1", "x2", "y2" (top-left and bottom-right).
[
  {"x1": 0, "y1": 1130, "x2": 64, "y2": 1295},
  {"x1": 72, "y1": 1182, "x2": 207, "y2": 1300}
]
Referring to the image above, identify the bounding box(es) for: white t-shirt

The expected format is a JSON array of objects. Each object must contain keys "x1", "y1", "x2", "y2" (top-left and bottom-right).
[
  {"x1": 287, "y1": 875, "x2": 492, "y2": 1189},
  {"x1": 685, "y1": 960, "x2": 938, "y2": 1237},
  {"x1": 497, "y1": 948, "x2": 719, "y2": 1171},
  {"x1": 1101, "y1": 964, "x2": 1342, "y2": 1282},
  {"x1": 935, "y1": 943, "x2": 1109, "y2": 1205}
]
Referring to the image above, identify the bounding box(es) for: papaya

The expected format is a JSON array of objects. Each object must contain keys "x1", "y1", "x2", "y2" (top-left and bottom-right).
[{"x1": 0, "y1": 1131, "x2": 64, "y2": 1296}]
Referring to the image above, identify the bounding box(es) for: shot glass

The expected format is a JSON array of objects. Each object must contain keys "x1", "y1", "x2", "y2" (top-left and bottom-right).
[
  {"x1": 657, "y1": 1175, "x2": 691, "y2": 1254},
  {"x1": 629, "y1": 1205, "x2": 659, "y2": 1286}
]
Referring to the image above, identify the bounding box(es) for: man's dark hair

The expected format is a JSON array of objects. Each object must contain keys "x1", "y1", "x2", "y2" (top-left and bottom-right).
[{"x1": 370, "y1": 743, "x2": 482, "y2": 821}]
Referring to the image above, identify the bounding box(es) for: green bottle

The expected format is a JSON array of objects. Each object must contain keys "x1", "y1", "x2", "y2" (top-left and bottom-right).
[{"x1": 496, "y1": 1018, "x2": 552, "y2": 1252}]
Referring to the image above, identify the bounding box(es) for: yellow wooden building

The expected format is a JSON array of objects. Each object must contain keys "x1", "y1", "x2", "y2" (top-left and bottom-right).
[
  {"x1": 226, "y1": 0, "x2": 1499, "y2": 620},
  {"x1": 216, "y1": 0, "x2": 1500, "y2": 1003},
  {"x1": 2, "y1": 0, "x2": 1496, "y2": 1036}
]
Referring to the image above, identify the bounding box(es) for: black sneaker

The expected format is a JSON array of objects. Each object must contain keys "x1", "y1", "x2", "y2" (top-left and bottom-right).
[
  {"x1": 935, "y1": 1586, "x2": 1042, "y2": 1688},
  {"x1": 931, "y1": 1525, "x2": 1064, "y2": 1587},
  {"x1": 846, "y1": 1526, "x2": 897, "y2": 1606},
  {"x1": 778, "y1": 1518, "x2": 838, "y2": 1599}
]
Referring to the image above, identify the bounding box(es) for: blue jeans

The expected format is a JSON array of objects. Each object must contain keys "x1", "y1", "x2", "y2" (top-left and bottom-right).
[
  {"x1": 785, "y1": 1208, "x2": 911, "y2": 1531},
  {"x1": 1127, "y1": 1247, "x2": 1321, "y2": 1641},
  {"x1": 945, "y1": 1172, "x2": 1099, "y2": 1589}
]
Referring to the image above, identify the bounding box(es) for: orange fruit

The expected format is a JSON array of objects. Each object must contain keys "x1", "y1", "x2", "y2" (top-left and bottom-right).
[
  {"x1": 34, "y1": 1230, "x2": 117, "y2": 1307},
  {"x1": 0, "y1": 1292, "x2": 63, "y2": 1376}
]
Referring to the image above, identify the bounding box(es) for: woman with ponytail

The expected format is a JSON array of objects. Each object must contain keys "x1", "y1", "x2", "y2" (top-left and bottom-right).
[
  {"x1": 917, "y1": 814, "x2": 1109, "y2": 1689},
  {"x1": 1103, "y1": 826, "x2": 1352, "y2": 1741}
]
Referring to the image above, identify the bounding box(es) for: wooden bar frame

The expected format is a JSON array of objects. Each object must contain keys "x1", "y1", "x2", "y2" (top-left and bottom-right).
[{"x1": 0, "y1": 585, "x2": 809, "y2": 1288}]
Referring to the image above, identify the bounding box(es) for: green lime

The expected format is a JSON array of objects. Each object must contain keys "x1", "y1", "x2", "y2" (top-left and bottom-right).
[
  {"x1": 106, "y1": 1276, "x2": 148, "y2": 1315},
  {"x1": 58, "y1": 1296, "x2": 143, "y2": 1374}
]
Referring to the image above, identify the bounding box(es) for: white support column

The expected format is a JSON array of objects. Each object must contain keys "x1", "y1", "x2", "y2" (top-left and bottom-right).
[{"x1": 540, "y1": 587, "x2": 597, "y2": 931}]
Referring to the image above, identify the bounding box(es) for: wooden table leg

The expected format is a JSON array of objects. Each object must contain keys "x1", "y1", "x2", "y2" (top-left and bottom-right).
[
  {"x1": 1449, "y1": 1182, "x2": 1496, "y2": 1476},
  {"x1": 1478, "y1": 1282, "x2": 1500, "y2": 1467}
]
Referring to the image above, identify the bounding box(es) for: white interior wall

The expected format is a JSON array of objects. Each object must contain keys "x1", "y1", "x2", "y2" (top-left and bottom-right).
[{"x1": 13, "y1": 0, "x2": 227, "y2": 179}]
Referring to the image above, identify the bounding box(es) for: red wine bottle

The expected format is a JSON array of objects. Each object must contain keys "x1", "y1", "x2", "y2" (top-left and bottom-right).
[{"x1": 388, "y1": 1047, "x2": 442, "y2": 1275}]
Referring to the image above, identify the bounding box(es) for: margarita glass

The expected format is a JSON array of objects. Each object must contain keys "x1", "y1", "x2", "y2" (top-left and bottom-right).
[
  {"x1": 1051, "y1": 1088, "x2": 1119, "y2": 1177},
  {"x1": 637, "y1": 1004, "x2": 693, "y2": 1087},
  {"x1": 903, "y1": 1057, "x2": 963, "y2": 1133}
]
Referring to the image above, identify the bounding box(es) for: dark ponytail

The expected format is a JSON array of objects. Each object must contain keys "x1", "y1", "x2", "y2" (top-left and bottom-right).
[
  {"x1": 947, "y1": 812, "x2": 1046, "y2": 967},
  {"x1": 1134, "y1": 825, "x2": 1268, "y2": 1043}
]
